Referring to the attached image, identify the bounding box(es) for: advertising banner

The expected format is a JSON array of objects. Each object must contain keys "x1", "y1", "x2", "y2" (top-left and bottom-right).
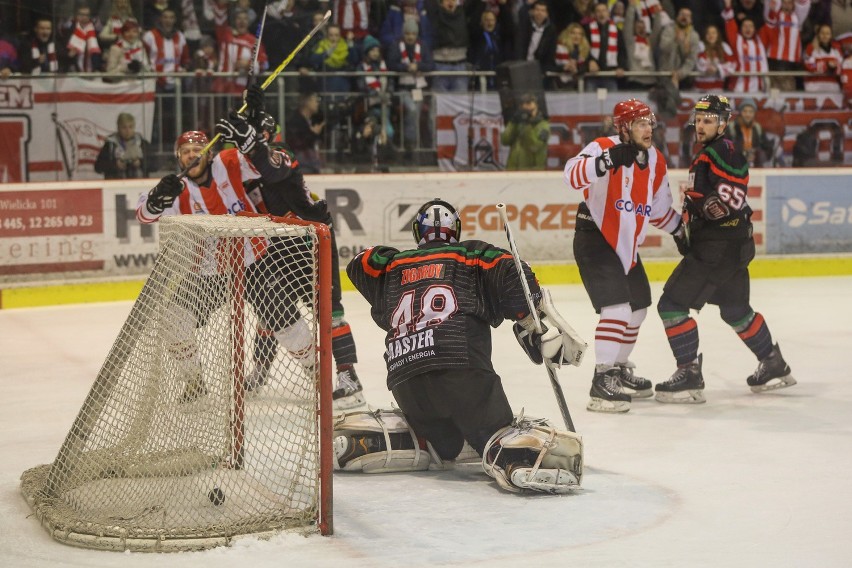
[
  {"x1": 1, "y1": 170, "x2": 769, "y2": 284},
  {"x1": 0, "y1": 77, "x2": 155, "y2": 182},
  {"x1": 765, "y1": 172, "x2": 852, "y2": 254}
]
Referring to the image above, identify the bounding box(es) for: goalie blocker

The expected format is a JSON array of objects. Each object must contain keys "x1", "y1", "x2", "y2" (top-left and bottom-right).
[{"x1": 334, "y1": 409, "x2": 582, "y2": 494}]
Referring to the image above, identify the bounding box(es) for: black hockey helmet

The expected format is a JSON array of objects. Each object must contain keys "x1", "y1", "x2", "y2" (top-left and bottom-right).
[
  {"x1": 689, "y1": 94, "x2": 733, "y2": 125},
  {"x1": 412, "y1": 199, "x2": 461, "y2": 245},
  {"x1": 257, "y1": 111, "x2": 277, "y2": 138}
]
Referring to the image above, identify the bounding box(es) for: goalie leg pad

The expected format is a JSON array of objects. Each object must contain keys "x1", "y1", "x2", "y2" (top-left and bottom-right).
[
  {"x1": 333, "y1": 409, "x2": 431, "y2": 473},
  {"x1": 482, "y1": 417, "x2": 583, "y2": 494}
]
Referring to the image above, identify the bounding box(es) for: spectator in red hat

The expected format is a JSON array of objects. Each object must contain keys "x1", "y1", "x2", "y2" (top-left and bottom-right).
[{"x1": 106, "y1": 18, "x2": 151, "y2": 78}]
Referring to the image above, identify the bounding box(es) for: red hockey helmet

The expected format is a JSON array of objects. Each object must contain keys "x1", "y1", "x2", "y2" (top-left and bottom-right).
[
  {"x1": 174, "y1": 130, "x2": 209, "y2": 157},
  {"x1": 612, "y1": 99, "x2": 656, "y2": 133}
]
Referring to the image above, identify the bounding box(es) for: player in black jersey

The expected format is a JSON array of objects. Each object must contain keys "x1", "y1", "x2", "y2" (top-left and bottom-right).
[
  {"x1": 240, "y1": 86, "x2": 364, "y2": 411},
  {"x1": 343, "y1": 199, "x2": 585, "y2": 494},
  {"x1": 656, "y1": 95, "x2": 796, "y2": 404}
]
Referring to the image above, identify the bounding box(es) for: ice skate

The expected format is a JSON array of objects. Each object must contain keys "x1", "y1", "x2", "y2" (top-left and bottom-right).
[
  {"x1": 655, "y1": 354, "x2": 705, "y2": 404},
  {"x1": 333, "y1": 365, "x2": 366, "y2": 411},
  {"x1": 617, "y1": 361, "x2": 653, "y2": 398},
  {"x1": 747, "y1": 343, "x2": 796, "y2": 393},
  {"x1": 587, "y1": 366, "x2": 631, "y2": 413}
]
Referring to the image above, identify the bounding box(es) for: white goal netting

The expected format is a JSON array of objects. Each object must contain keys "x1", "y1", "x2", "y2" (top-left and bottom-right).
[{"x1": 20, "y1": 214, "x2": 334, "y2": 551}]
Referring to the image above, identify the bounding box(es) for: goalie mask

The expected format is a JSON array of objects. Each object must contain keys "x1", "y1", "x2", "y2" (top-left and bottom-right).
[{"x1": 412, "y1": 199, "x2": 461, "y2": 245}]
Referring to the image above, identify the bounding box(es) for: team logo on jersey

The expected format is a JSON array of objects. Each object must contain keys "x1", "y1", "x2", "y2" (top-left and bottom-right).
[{"x1": 615, "y1": 199, "x2": 651, "y2": 216}]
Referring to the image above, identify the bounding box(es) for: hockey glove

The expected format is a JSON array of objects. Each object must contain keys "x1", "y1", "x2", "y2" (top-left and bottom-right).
[
  {"x1": 243, "y1": 84, "x2": 265, "y2": 127},
  {"x1": 146, "y1": 174, "x2": 183, "y2": 215},
  {"x1": 216, "y1": 112, "x2": 260, "y2": 155},
  {"x1": 595, "y1": 143, "x2": 639, "y2": 176},
  {"x1": 672, "y1": 219, "x2": 690, "y2": 256}
]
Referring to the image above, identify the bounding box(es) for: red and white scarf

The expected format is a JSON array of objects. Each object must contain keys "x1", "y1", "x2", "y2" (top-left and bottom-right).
[
  {"x1": 67, "y1": 21, "x2": 101, "y2": 71},
  {"x1": 115, "y1": 38, "x2": 144, "y2": 64},
  {"x1": 399, "y1": 41, "x2": 428, "y2": 88},
  {"x1": 362, "y1": 59, "x2": 388, "y2": 93},
  {"x1": 31, "y1": 39, "x2": 58, "y2": 73},
  {"x1": 589, "y1": 20, "x2": 618, "y2": 68}
]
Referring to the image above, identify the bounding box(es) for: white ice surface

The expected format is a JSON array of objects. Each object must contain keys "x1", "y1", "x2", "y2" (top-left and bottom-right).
[{"x1": 1, "y1": 277, "x2": 851, "y2": 567}]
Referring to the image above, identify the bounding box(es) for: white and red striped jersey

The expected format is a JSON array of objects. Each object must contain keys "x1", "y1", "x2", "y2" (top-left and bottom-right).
[
  {"x1": 723, "y1": 9, "x2": 769, "y2": 92},
  {"x1": 563, "y1": 136, "x2": 680, "y2": 274},
  {"x1": 803, "y1": 41, "x2": 843, "y2": 92},
  {"x1": 136, "y1": 149, "x2": 268, "y2": 266},
  {"x1": 142, "y1": 28, "x2": 189, "y2": 89},
  {"x1": 334, "y1": 0, "x2": 370, "y2": 40},
  {"x1": 215, "y1": 24, "x2": 268, "y2": 93},
  {"x1": 694, "y1": 42, "x2": 737, "y2": 90},
  {"x1": 760, "y1": 7, "x2": 802, "y2": 63}
]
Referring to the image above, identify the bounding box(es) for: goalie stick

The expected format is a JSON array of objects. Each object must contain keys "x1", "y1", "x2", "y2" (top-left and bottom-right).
[{"x1": 496, "y1": 203, "x2": 576, "y2": 433}]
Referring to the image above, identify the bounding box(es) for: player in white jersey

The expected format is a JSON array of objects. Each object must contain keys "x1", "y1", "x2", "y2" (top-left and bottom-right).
[
  {"x1": 563, "y1": 99, "x2": 683, "y2": 413},
  {"x1": 137, "y1": 115, "x2": 316, "y2": 403}
]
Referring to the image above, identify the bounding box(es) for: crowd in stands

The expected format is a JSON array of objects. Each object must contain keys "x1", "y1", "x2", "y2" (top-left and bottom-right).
[{"x1": 2, "y1": 0, "x2": 852, "y2": 170}]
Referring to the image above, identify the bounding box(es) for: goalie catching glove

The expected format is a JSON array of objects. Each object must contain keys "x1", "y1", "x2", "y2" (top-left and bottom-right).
[
  {"x1": 514, "y1": 287, "x2": 587, "y2": 368},
  {"x1": 216, "y1": 112, "x2": 261, "y2": 155},
  {"x1": 146, "y1": 174, "x2": 183, "y2": 215}
]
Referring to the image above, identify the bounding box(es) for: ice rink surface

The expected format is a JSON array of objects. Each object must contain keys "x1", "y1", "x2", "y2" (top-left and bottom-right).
[{"x1": 1, "y1": 277, "x2": 850, "y2": 568}]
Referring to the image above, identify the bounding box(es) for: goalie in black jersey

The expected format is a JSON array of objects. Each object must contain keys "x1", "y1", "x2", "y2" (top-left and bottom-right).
[
  {"x1": 341, "y1": 199, "x2": 585, "y2": 494},
  {"x1": 655, "y1": 95, "x2": 796, "y2": 403}
]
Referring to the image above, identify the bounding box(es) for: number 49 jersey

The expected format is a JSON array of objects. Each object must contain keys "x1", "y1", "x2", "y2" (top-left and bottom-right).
[{"x1": 346, "y1": 240, "x2": 540, "y2": 390}]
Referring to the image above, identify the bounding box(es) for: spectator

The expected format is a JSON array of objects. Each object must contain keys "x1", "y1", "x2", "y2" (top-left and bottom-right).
[
  {"x1": 106, "y1": 18, "x2": 150, "y2": 78},
  {"x1": 723, "y1": 0, "x2": 769, "y2": 92},
  {"x1": 469, "y1": 8, "x2": 503, "y2": 89},
  {"x1": 285, "y1": 91, "x2": 325, "y2": 173},
  {"x1": 310, "y1": 23, "x2": 353, "y2": 95},
  {"x1": 66, "y1": 2, "x2": 102, "y2": 72},
  {"x1": 22, "y1": 17, "x2": 59, "y2": 75},
  {"x1": 357, "y1": 34, "x2": 394, "y2": 143},
  {"x1": 236, "y1": 0, "x2": 258, "y2": 27},
  {"x1": 213, "y1": 6, "x2": 269, "y2": 94},
  {"x1": 623, "y1": 0, "x2": 664, "y2": 90},
  {"x1": 658, "y1": 7, "x2": 699, "y2": 89},
  {"x1": 387, "y1": 19, "x2": 434, "y2": 157},
  {"x1": 552, "y1": 23, "x2": 590, "y2": 91},
  {"x1": 295, "y1": 11, "x2": 329, "y2": 93},
  {"x1": 380, "y1": 0, "x2": 433, "y2": 50},
  {"x1": 584, "y1": 1, "x2": 627, "y2": 92},
  {"x1": 733, "y1": 0, "x2": 765, "y2": 30},
  {"x1": 694, "y1": 24, "x2": 737, "y2": 91},
  {"x1": 142, "y1": 8, "x2": 190, "y2": 142},
  {"x1": 803, "y1": 23, "x2": 842, "y2": 92},
  {"x1": 99, "y1": 0, "x2": 136, "y2": 49},
  {"x1": 333, "y1": 0, "x2": 371, "y2": 42},
  {"x1": 266, "y1": 0, "x2": 313, "y2": 71},
  {"x1": 0, "y1": 31, "x2": 16, "y2": 78},
  {"x1": 95, "y1": 113, "x2": 156, "y2": 179},
  {"x1": 727, "y1": 98, "x2": 774, "y2": 167},
  {"x1": 191, "y1": 35, "x2": 218, "y2": 131},
  {"x1": 500, "y1": 92, "x2": 549, "y2": 170},
  {"x1": 566, "y1": 0, "x2": 596, "y2": 27},
  {"x1": 143, "y1": 0, "x2": 179, "y2": 30},
  {"x1": 428, "y1": 0, "x2": 470, "y2": 92},
  {"x1": 759, "y1": 0, "x2": 803, "y2": 92},
  {"x1": 515, "y1": 0, "x2": 557, "y2": 78}
]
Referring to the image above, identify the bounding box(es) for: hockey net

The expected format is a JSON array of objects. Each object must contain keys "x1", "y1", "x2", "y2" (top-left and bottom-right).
[{"x1": 20, "y1": 214, "x2": 334, "y2": 551}]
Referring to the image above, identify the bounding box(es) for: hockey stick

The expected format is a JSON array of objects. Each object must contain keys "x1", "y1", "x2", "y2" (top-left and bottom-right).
[
  {"x1": 179, "y1": 9, "x2": 331, "y2": 178},
  {"x1": 496, "y1": 203, "x2": 576, "y2": 433}
]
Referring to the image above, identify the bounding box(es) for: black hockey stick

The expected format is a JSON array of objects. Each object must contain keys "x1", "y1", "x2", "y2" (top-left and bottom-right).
[{"x1": 496, "y1": 203, "x2": 576, "y2": 432}]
